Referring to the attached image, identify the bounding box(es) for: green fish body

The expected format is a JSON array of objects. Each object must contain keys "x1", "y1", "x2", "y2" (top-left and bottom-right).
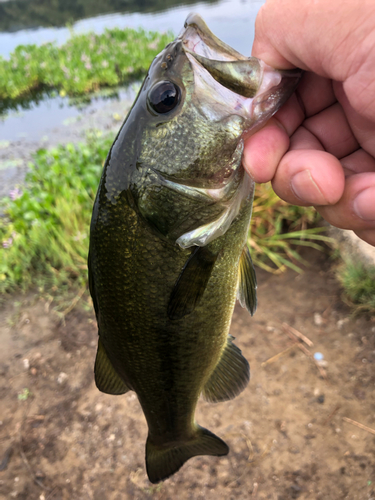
[{"x1": 88, "y1": 13, "x2": 301, "y2": 483}]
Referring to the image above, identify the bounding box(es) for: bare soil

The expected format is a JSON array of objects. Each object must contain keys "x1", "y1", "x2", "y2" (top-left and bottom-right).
[{"x1": 0, "y1": 249, "x2": 374, "y2": 500}]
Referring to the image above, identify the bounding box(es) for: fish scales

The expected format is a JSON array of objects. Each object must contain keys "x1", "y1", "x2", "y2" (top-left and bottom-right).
[{"x1": 88, "y1": 13, "x2": 301, "y2": 483}]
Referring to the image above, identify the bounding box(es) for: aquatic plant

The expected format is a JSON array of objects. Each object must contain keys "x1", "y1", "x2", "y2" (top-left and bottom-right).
[{"x1": 0, "y1": 28, "x2": 173, "y2": 101}]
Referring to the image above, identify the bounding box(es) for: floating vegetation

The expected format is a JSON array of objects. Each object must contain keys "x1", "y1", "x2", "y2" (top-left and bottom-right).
[{"x1": 0, "y1": 28, "x2": 173, "y2": 104}]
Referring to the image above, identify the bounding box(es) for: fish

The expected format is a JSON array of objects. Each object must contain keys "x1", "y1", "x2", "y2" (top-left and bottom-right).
[{"x1": 88, "y1": 13, "x2": 301, "y2": 484}]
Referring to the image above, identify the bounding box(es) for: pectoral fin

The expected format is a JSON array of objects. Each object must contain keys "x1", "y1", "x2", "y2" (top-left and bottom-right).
[
  {"x1": 202, "y1": 335, "x2": 249, "y2": 402},
  {"x1": 94, "y1": 339, "x2": 130, "y2": 395},
  {"x1": 237, "y1": 244, "x2": 257, "y2": 315},
  {"x1": 168, "y1": 246, "x2": 218, "y2": 320}
]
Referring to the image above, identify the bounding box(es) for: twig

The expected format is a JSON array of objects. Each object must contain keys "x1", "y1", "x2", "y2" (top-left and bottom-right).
[
  {"x1": 46, "y1": 486, "x2": 59, "y2": 500},
  {"x1": 0, "y1": 447, "x2": 13, "y2": 471},
  {"x1": 252, "y1": 482, "x2": 259, "y2": 498},
  {"x1": 261, "y1": 344, "x2": 297, "y2": 367},
  {"x1": 18, "y1": 409, "x2": 51, "y2": 491},
  {"x1": 19, "y1": 446, "x2": 49, "y2": 490},
  {"x1": 241, "y1": 432, "x2": 254, "y2": 461},
  {"x1": 60, "y1": 287, "x2": 86, "y2": 318},
  {"x1": 342, "y1": 417, "x2": 375, "y2": 436},
  {"x1": 323, "y1": 405, "x2": 341, "y2": 426},
  {"x1": 296, "y1": 342, "x2": 327, "y2": 380},
  {"x1": 282, "y1": 322, "x2": 313, "y2": 347}
]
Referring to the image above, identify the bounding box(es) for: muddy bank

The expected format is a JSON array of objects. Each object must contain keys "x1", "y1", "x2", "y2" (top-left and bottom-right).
[{"x1": 0, "y1": 249, "x2": 374, "y2": 499}]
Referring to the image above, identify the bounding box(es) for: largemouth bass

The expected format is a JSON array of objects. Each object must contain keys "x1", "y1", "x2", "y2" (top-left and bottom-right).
[{"x1": 88, "y1": 13, "x2": 301, "y2": 483}]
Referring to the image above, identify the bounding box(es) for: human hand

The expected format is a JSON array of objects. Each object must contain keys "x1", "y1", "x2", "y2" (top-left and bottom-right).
[{"x1": 243, "y1": 0, "x2": 375, "y2": 246}]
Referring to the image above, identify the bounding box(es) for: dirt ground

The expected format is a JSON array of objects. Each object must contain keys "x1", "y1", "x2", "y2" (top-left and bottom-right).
[{"x1": 0, "y1": 249, "x2": 374, "y2": 500}]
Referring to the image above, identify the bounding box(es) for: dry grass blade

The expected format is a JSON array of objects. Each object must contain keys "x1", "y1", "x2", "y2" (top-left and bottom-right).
[
  {"x1": 265, "y1": 324, "x2": 326, "y2": 379},
  {"x1": 60, "y1": 287, "x2": 86, "y2": 318},
  {"x1": 342, "y1": 417, "x2": 375, "y2": 436},
  {"x1": 323, "y1": 405, "x2": 341, "y2": 426},
  {"x1": 282, "y1": 322, "x2": 314, "y2": 347},
  {"x1": 261, "y1": 344, "x2": 298, "y2": 367}
]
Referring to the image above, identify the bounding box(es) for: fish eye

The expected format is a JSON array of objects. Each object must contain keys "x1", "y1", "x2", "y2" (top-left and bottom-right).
[{"x1": 148, "y1": 81, "x2": 180, "y2": 114}]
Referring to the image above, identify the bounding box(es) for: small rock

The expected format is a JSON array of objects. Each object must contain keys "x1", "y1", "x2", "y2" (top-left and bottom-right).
[
  {"x1": 57, "y1": 372, "x2": 68, "y2": 385},
  {"x1": 22, "y1": 359, "x2": 29, "y2": 370},
  {"x1": 316, "y1": 394, "x2": 325, "y2": 404},
  {"x1": 30, "y1": 368, "x2": 37, "y2": 376},
  {"x1": 337, "y1": 318, "x2": 349, "y2": 329},
  {"x1": 314, "y1": 312, "x2": 323, "y2": 326}
]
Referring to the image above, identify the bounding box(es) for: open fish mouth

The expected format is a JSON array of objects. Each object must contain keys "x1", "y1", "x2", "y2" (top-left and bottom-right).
[{"x1": 179, "y1": 13, "x2": 302, "y2": 130}]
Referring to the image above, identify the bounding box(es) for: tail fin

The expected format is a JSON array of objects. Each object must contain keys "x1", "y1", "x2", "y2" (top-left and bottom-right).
[{"x1": 146, "y1": 426, "x2": 229, "y2": 483}]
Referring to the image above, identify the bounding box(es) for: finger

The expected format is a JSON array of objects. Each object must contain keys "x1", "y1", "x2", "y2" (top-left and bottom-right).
[
  {"x1": 242, "y1": 93, "x2": 305, "y2": 183},
  {"x1": 273, "y1": 93, "x2": 305, "y2": 135},
  {"x1": 296, "y1": 73, "x2": 336, "y2": 117},
  {"x1": 334, "y1": 81, "x2": 375, "y2": 154},
  {"x1": 317, "y1": 172, "x2": 375, "y2": 230},
  {"x1": 272, "y1": 149, "x2": 345, "y2": 206},
  {"x1": 289, "y1": 126, "x2": 325, "y2": 151},
  {"x1": 354, "y1": 229, "x2": 375, "y2": 247},
  {"x1": 341, "y1": 149, "x2": 375, "y2": 176},
  {"x1": 242, "y1": 118, "x2": 290, "y2": 183},
  {"x1": 303, "y1": 103, "x2": 359, "y2": 158},
  {"x1": 252, "y1": 0, "x2": 369, "y2": 80}
]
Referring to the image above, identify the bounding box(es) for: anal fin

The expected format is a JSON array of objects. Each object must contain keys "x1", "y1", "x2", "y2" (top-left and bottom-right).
[
  {"x1": 168, "y1": 246, "x2": 218, "y2": 320},
  {"x1": 94, "y1": 339, "x2": 130, "y2": 395},
  {"x1": 202, "y1": 335, "x2": 249, "y2": 403},
  {"x1": 237, "y1": 244, "x2": 257, "y2": 315}
]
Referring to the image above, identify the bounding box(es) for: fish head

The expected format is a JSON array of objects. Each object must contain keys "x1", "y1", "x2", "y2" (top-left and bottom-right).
[
  {"x1": 136, "y1": 12, "x2": 301, "y2": 190},
  {"x1": 100, "y1": 14, "x2": 302, "y2": 247}
]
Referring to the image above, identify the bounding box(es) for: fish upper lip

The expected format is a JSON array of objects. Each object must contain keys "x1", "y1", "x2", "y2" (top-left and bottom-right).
[{"x1": 179, "y1": 12, "x2": 247, "y2": 62}]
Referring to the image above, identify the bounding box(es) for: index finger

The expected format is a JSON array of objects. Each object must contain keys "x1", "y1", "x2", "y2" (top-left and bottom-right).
[{"x1": 251, "y1": 0, "x2": 366, "y2": 80}]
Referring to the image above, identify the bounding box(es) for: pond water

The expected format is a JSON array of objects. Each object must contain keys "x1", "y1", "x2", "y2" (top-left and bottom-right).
[
  {"x1": 0, "y1": 0, "x2": 262, "y2": 58},
  {"x1": 0, "y1": 0, "x2": 263, "y2": 143}
]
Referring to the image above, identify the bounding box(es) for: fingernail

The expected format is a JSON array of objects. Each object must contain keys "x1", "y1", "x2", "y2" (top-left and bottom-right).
[
  {"x1": 291, "y1": 169, "x2": 327, "y2": 205},
  {"x1": 353, "y1": 188, "x2": 375, "y2": 221}
]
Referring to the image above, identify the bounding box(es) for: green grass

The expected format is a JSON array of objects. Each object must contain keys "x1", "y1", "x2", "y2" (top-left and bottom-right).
[
  {"x1": 0, "y1": 133, "x2": 330, "y2": 296},
  {"x1": 250, "y1": 183, "x2": 332, "y2": 273},
  {"x1": 0, "y1": 27, "x2": 173, "y2": 102},
  {"x1": 0, "y1": 132, "x2": 112, "y2": 295},
  {"x1": 336, "y1": 261, "x2": 375, "y2": 314}
]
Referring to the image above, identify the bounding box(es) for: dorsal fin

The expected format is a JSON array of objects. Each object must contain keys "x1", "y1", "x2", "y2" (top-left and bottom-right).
[
  {"x1": 237, "y1": 244, "x2": 257, "y2": 315},
  {"x1": 168, "y1": 246, "x2": 218, "y2": 320}
]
